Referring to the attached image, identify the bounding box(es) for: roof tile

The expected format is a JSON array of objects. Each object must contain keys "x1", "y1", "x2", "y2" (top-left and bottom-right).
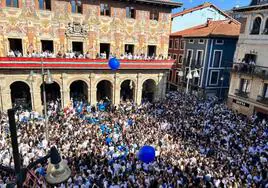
[{"x1": 171, "y1": 20, "x2": 240, "y2": 38}]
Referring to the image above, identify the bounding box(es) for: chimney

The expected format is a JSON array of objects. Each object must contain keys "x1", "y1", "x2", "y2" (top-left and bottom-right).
[{"x1": 206, "y1": 18, "x2": 213, "y2": 26}]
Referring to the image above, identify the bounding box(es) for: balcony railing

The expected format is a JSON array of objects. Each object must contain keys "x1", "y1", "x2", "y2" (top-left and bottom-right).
[
  {"x1": 0, "y1": 57, "x2": 175, "y2": 70},
  {"x1": 257, "y1": 95, "x2": 268, "y2": 105},
  {"x1": 232, "y1": 63, "x2": 268, "y2": 80},
  {"x1": 235, "y1": 89, "x2": 249, "y2": 98}
]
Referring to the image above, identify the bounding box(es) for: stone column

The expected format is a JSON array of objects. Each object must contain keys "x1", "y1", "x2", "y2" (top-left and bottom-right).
[
  {"x1": 136, "y1": 73, "x2": 142, "y2": 105},
  {"x1": 61, "y1": 73, "x2": 69, "y2": 108},
  {"x1": 113, "y1": 73, "x2": 120, "y2": 106},
  {"x1": 89, "y1": 73, "x2": 97, "y2": 106},
  {"x1": 0, "y1": 86, "x2": 3, "y2": 112},
  {"x1": 1, "y1": 88, "x2": 12, "y2": 111},
  {"x1": 161, "y1": 72, "x2": 168, "y2": 99},
  {"x1": 32, "y1": 86, "x2": 42, "y2": 114},
  {"x1": 154, "y1": 74, "x2": 162, "y2": 101},
  {"x1": 0, "y1": 75, "x2": 5, "y2": 112}
]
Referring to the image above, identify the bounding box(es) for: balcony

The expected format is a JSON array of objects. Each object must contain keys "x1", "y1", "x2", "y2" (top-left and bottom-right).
[
  {"x1": 232, "y1": 63, "x2": 268, "y2": 80},
  {"x1": 235, "y1": 89, "x2": 249, "y2": 98},
  {"x1": 257, "y1": 95, "x2": 268, "y2": 105},
  {"x1": 0, "y1": 57, "x2": 175, "y2": 70}
]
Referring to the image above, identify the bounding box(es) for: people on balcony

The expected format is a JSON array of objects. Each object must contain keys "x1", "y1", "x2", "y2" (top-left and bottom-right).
[
  {"x1": 236, "y1": 58, "x2": 256, "y2": 74},
  {"x1": 6, "y1": 50, "x2": 173, "y2": 61}
]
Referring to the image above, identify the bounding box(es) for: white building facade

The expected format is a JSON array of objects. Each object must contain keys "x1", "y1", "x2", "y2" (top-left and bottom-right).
[{"x1": 228, "y1": 1, "x2": 268, "y2": 118}]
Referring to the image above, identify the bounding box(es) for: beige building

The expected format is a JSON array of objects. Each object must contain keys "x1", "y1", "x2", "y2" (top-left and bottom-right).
[
  {"x1": 228, "y1": 0, "x2": 268, "y2": 118},
  {"x1": 0, "y1": 0, "x2": 181, "y2": 113}
]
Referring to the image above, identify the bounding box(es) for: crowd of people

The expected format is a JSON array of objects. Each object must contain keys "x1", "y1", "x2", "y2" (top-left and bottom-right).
[
  {"x1": 7, "y1": 50, "x2": 172, "y2": 61},
  {"x1": 0, "y1": 91, "x2": 267, "y2": 187}
]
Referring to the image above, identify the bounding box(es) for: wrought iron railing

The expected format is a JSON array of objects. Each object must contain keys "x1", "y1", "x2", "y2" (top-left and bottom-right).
[
  {"x1": 257, "y1": 95, "x2": 268, "y2": 105},
  {"x1": 232, "y1": 63, "x2": 268, "y2": 80},
  {"x1": 235, "y1": 89, "x2": 249, "y2": 98}
]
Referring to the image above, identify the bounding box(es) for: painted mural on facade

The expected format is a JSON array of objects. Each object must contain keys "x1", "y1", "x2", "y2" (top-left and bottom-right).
[{"x1": 0, "y1": 0, "x2": 172, "y2": 58}]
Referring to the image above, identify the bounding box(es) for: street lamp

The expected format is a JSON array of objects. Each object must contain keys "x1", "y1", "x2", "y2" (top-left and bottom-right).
[
  {"x1": 219, "y1": 76, "x2": 224, "y2": 99},
  {"x1": 178, "y1": 68, "x2": 201, "y2": 94},
  {"x1": 7, "y1": 109, "x2": 71, "y2": 187},
  {"x1": 28, "y1": 59, "x2": 53, "y2": 141}
]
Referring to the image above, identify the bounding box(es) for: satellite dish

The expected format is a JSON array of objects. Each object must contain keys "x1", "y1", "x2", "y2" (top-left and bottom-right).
[{"x1": 45, "y1": 147, "x2": 71, "y2": 185}]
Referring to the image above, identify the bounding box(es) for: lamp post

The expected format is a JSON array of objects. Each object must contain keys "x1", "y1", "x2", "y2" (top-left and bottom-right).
[
  {"x1": 0, "y1": 85, "x2": 3, "y2": 112},
  {"x1": 7, "y1": 109, "x2": 71, "y2": 187},
  {"x1": 219, "y1": 76, "x2": 224, "y2": 99},
  {"x1": 178, "y1": 68, "x2": 201, "y2": 94},
  {"x1": 29, "y1": 59, "x2": 53, "y2": 141}
]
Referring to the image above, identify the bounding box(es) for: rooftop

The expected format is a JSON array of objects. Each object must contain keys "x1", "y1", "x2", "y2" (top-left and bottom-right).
[
  {"x1": 135, "y1": 0, "x2": 182, "y2": 8},
  {"x1": 171, "y1": 2, "x2": 239, "y2": 24},
  {"x1": 171, "y1": 19, "x2": 240, "y2": 38},
  {"x1": 233, "y1": 3, "x2": 268, "y2": 12}
]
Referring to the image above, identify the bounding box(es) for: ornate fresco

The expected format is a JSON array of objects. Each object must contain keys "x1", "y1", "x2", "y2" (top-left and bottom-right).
[{"x1": 0, "y1": 0, "x2": 172, "y2": 57}]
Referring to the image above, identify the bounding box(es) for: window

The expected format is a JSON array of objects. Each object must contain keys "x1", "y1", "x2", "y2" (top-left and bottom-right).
[
  {"x1": 186, "y1": 50, "x2": 193, "y2": 66},
  {"x1": 6, "y1": 0, "x2": 19, "y2": 8},
  {"x1": 39, "y1": 0, "x2": 51, "y2": 10},
  {"x1": 126, "y1": 7, "x2": 135, "y2": 19},
  {"x1": 9, "y1": 38, "x2": 23, "y2": 56},
  {"x1": 262, "y1": 84, "x2": 268, "y2": 99},
  {"x1": 175, "y1": 71, "x2": 179, "y2": 84},
  {"x1": 150, "y1": 11, "x2": 158, "y2": 21},
  {"x1": 216, "y1": 39, "x2": 224, "y2": 45},
  {"x1": 186, "y1": 50, "x2": 192, "y2": 65},
  {"x1": 199, "y1": 39, "x2": 204, "y2": 44},
  {"x1": 174, "y1": 39, "x2": 179, "y2": 49},
  {"x1": 189, "y1": 39, "x2": 194, "y2": 44},
  {"x1": 72, "y1": 41, "x2": 83, "y2": 55},
  {"x1": 173, "y1": 54, "x2": 178, "y2": 62},
  {"x1": 196, "y1": 50, "x2": 203, "y2": 65},
  {"x1": 125, "y1": 44, "x2": 134, "y2": 54},
  {"x1": 100, "y1": 3, "x2": 110, "y2": 16},
  {"x1": 169, "y1": 70, "x2": 173, "y2": 81},
  {"x1": 251, "y1": 17, "x2": 262, "y2": 35},
  {"x1": 148, "y1": 45, "x2": 156, "y2": 57},
  {"x1": 178, "y1": 55, "x2": 183, "y2": 64},
  {"x1": 41, "y1": 40, "x2": 54, "y2": 52},
  {"x1": 169, "y1": 39, "x2": 173, "y2": 49},
  {"x1": 243, "y1": 54, "x2": 257, "y2": 64},
  {"x1": 210, "y1": 71, "x2": 219, "y2": 85},
  {"x1": 239, "y1": 79, "x2": 251, "y2": 92},
  {"x1": 212, "y1": 50, "x2": 222, "y2": 67},
  {"x1": 180, "y1": 41, "x2": 185, "y2": 50},
  {"x1": 100, "y1": 43, "x2": 110, "y2": 59},
  {"x1": 71, "y1": 0, "x2": 82, "y2": 13},
  {"x1": 263, "y1": 19, "x2": 268, "y2": 34}
]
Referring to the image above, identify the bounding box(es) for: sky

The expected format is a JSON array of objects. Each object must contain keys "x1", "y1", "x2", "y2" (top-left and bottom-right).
[{"x1": 172, "y1": 0, "x2": 251, "y2": 13}]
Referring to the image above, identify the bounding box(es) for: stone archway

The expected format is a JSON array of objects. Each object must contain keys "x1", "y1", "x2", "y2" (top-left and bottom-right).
[
  {"x1": 142, "y1": 79, "x2": 156, "y2": 102},
  {"x1": 10, "y1": 81, "x2": 32, "y2": 110},
  {"x1": 96, "y1": 80, "x2": 113, "y2": 102},
  {"x1": 40, "y1": 82, "x2": 61, "y2": 104},
  {"x1": 120, "y1": 79, "x2": 135, "y2": 102},
  {"x1": 70, "y1": 80, "x2": 88, "y2": 102}
]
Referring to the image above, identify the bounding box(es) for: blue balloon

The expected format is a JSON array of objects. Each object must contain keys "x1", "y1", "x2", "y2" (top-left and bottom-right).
[
  {"x1": 108, "y1": 58, "x2": 120, "y2": 70},
  {"x1": 138, "y1": 145, "x2": 156, "y2": 164}
]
